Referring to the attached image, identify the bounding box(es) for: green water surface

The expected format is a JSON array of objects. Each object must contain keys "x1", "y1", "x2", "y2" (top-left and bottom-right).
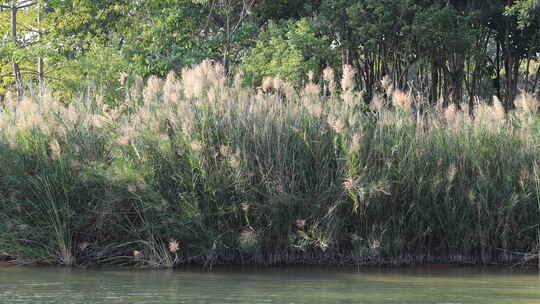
[{"x1": 0, "y1": 266, "x2": 538, "y2": 303}]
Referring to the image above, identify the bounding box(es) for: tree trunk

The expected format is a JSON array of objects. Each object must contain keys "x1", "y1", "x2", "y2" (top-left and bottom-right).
[
  {"x1": 11, "y1": 4, "x2": 23, "y2": 100},
  {"x1": 524, "y1": 58, "x2": 531, "y2": 92},
  {"x1": 504, "y1": 55, "x2": 520, "y2": 108},
  {"x1": 495, "y1": 39, "x2": 501, "y2": 99},
  {"x1": 222, "y1": 0, "x2": 231, "y2": 75},
  {"x1": 447, "y1": 51, "x2": 465, "y2": 107},
  {"x1": 532, "y1": 65, "x2": 540, "y2": 96},
  {"x1": 430, "y1": 58, "x2": 440, "y2": 105},
  {"x1": 37, "y1": 3, "x2": 44, "y2": 96}
]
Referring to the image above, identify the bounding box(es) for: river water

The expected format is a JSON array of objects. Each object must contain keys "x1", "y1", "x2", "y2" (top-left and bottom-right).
[{"x1": 0, "y1": 266, "x2": 539, "y2": 303}]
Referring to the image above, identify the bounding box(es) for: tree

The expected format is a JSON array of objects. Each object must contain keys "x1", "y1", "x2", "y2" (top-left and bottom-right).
[
  {"x1": 0, "y1": 0, "x2": 40, "y2": 99},
  {"x1": 242, "y1": 18, "x2": 337, "y2": 87},
  {"x1": 481, "y1": 0, "x2": 540, "y2": 105},
  {"x1": 411, "y1": 2, "x2": 479, "y2": 105},
  {"x1": 124, "y1": 0, "x2": 219, "y2": 77},
  {"x1": 505, "y1": 0, "x2": 540, "y2": 97},
  {"x1": 345, "y1": 0, "x2": 418, "y2": 99}
]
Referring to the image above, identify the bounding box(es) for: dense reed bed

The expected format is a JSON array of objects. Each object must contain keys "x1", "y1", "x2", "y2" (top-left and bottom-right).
[{"x1": 0, "y1": 61, "x2": 539, "y2": 268}]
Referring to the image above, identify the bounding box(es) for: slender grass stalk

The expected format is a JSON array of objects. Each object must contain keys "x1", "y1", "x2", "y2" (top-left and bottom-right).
[{"x1": 0, "y1": 62, "x2": 539, "y2": 266}]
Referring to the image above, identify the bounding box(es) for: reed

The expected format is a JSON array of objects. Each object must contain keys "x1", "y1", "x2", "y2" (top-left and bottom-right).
[{"x1": 0, "y1": 61, "x2": 539, "y2": 267}]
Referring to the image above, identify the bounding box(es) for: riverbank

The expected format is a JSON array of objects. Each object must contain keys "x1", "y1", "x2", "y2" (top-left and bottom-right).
[
  {"x1": 0, "y1": 62, "x2": 539, "y2": 268},
  {"x1": 1, "y1": 251, "x2": 538, "y2": 269}
]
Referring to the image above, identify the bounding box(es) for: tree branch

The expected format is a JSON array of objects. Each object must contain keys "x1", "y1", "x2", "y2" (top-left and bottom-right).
[
  {"x1": 16, "y1": 1, "x2": 37, "y2": 10},
  {"x1": 0, "y1": 71, "x2": 36, "y2": 77}
]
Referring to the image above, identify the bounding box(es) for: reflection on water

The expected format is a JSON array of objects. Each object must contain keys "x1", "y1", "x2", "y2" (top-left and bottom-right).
[{"x1": 0, "y1": 266, "x2": 539, "y2": 304}]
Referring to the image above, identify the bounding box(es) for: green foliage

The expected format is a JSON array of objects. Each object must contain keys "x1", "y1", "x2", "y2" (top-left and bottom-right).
[
  {"x1": 47, "y1": 0, "x2": 132, "y2": 45},
  {"x1": 242, "y1": 18, "x2": 337, "y2": 86},
  {"x1": 253, "y1": 0, "x2": 313, "y2": 20},
  {"x1": 48, "y1": 44, "x2": 129, "y2": 104},
  {"x1": 411, "y1": 3, "x2": 477, "y2": 53},
  {"x1": 1, "y1": 0, "x2": 538, "y2": 105},
  {"x1": 506, "y1": 0, "x2": 540, "y2": 29},
  {"x1": 122, "y1": 0, "x2": 213, "y2": 77}
]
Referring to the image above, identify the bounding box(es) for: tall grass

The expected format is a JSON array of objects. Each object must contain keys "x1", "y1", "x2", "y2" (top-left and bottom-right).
[{"x1": 0, "y1": 61, "x2": 539, "y2": 267}]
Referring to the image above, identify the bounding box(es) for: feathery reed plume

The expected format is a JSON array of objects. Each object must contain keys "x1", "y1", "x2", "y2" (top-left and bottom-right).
[
  {"x1": 341, "y1": 90, "x2": 356, "y2": 105},
  {"x1": 515, "y1": 92, "x2": 538, "y2": 115},
  {"x1": 4, "y1": 91, "x2": 14, "y2": 103},
  {"x1": 491, "y1": 96, "x2": 506, "y2": 121},
  {"x1": 460, "y1": 102, "x2": 471, "y2": 118},
  {"x1": 444, "y1": 103, "x2": 458, "y2": 122},
  {"x1": 262, "y1": 77, "x2": 275, "y2": 93},
  {"x1": 206, "y1": 60, "x2": 226, "y2": 89},
  {"x1": 323, "y1": 66, "x2": 336, "y2": 94},
  {"x1": 116, "y1": 136, "x2": 129, "y2": 146},
  {"x1": 272, "y1": 78, "x2": 285, "y2": 93},
  {"x1": 301, "y1": 82, "x2": 321, "y2": 97},
  {"x1": 168, "y1": 239, "x2": 180, "y2": 253},
  {"x1": 190, "y1": 140, "x2": 203, "y2": 153},
  {"x1": 163, "y1": 71, "x2": 179, "y2": 105},
  {"x1": 308, "y1": 71, "x2": 315, "y2": 83},
  {"x1": 370, "y1": 95, "x2": 384, "y2": 112},
  {"x1": 305, "y1": 101, "x2": 323, "y2": 118},
  {"x1": 350, "y1": 133, "x2": 361, "y2": 153},
  {"x1": 381, "y1": 75, "x2": 393, "y2": 96},
  {"x1": 90, "y1": 114, "x2": 107, "y2": 129},
  {"x1": 220, "y1": 144, "x2": 232, "y2": 158},
  {"x1": 254, "y1": 90, "x2": 265, "y2": 103},
  {"x1": 182, "y1": 59, "x2": 226, "y2": 98},
  {"x1": 370, "y1": 240, "x2": 381, "y2": 249},
  {"x1": 343, "y1": 176, "x2": 357, "y2": 192},
  {"x1": 341, "y1": 64, "x2": 356, "y2": 92},
  {"x1": 144, "y1": 75, "x2": 163, "y2": 105},
  {"x1": 182, "y1": 63, "x2": 205, "y2": 98},
  {"x1": 229, "y1": 151, "x2": 241, "y2": 169},
  {"x1": 348, "y1": 115, "x2": 357, "y2": 128},
  {"x1": 281, "y1": 80, "x2": 297, "y2": 99},
  {"x1": 329, "y1": 117, "x2": 344, "y2": 134},
  {"x1": 473, "y1": 97, "x2": 503, "y2": 130},
  {"x1": 234, "y1": 71, "x2": 243, "y2": 90},
  {"x1": 392, "y1": 89, "x2": 412, "y2": 112},
  {"x1": 131, "y1": 76, "x2": 144, "y2": 98},
  {"x1": 119, "y1": 72, "x2": 129, "y2": 88},
  {"x1": 49, "y1": 138, "x2": 61, "y2": 160}
]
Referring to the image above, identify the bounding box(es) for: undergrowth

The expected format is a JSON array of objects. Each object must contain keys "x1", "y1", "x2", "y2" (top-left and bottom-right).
[{"x1": 0, "y1": 61, "x2": 539, "y2": 268}]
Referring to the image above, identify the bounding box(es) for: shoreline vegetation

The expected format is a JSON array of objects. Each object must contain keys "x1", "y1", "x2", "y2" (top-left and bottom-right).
[{"x1": 0, "y1": 61, "x2": 539, "y2": 269}]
